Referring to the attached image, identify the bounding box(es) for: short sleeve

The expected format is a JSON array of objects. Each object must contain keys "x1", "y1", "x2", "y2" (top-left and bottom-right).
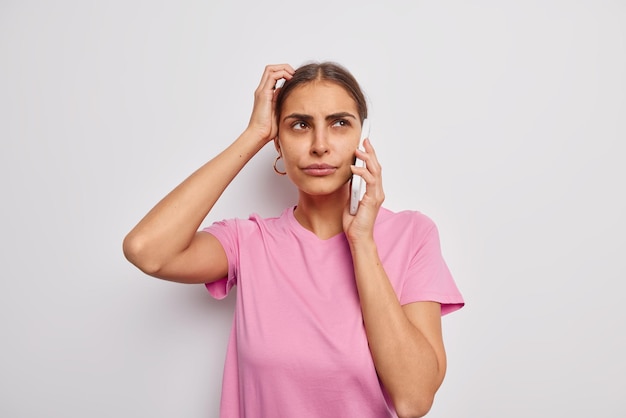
[
  {"x1": 400, "y1": 216, "x2": 464, "y2": 316},
  {"x1": 201, "y1": 219, "x2": 240, "y2": 300}
]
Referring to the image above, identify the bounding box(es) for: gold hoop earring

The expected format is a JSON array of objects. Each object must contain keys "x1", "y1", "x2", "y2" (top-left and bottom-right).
[{"x1": 273, "y1": 155, "x2": 286, "y2": 176}]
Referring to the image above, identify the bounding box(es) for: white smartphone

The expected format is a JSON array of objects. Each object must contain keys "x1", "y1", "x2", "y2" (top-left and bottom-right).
[{"x1": 350, "y1": 118, "x2": 370, "y2": 215}]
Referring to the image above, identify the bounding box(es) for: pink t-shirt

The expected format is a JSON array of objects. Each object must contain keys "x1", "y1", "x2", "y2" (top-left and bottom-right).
[{"x1": 203, "y1": 206, "x2": 464, "y2": 417}]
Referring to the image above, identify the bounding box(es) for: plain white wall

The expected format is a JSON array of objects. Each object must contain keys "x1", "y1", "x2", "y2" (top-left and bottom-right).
[{"x1": 1, "y1": 1, "x2": 624, "y2": 416}]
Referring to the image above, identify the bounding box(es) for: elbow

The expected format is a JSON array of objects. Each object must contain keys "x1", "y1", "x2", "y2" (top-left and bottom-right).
[
  {"x1": 394, "y1": 394, "x2": 435, "y2": 418},
  {"x1": 122, "y1": 232, "x2": 162, "y2": 276}
]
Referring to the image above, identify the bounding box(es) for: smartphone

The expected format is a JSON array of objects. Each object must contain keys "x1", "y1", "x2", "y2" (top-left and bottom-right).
[{"x1": 350, "y1": 118, "x2": 370, "y2": 215}]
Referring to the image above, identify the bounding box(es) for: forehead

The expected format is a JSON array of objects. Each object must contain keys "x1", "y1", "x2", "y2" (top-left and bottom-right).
[{"x1": 282, "y1": 81, "x2": 358, "y2": 115}]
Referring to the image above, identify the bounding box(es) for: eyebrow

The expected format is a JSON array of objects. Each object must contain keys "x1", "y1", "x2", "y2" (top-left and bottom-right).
[{"x1": 282, "y1": 112, "x2": 358, "y2": 123}]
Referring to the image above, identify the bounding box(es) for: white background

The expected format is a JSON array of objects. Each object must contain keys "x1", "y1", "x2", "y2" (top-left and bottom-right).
[{"x1": 1, "y1": 1, "x2": 625, "y2": 416}]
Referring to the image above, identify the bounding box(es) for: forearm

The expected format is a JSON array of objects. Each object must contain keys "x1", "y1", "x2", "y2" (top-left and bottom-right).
[
  {"x1": 123, "y1": 128, "x2": 265, "y2": 271},
  {"x1": 350, "y1": 239, "x2": 442, "y2": 416}
]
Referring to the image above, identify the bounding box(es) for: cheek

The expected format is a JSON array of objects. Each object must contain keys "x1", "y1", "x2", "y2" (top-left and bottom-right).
[
  {"x1": 279, "y1": 135, "x2": 309, "y2": 155},
  {"x1": 280, "y1": 145, "x2": 303, "y2": 166},
  {"x1": 342, "y1": 143, "x2": 359, "y2": 159}
]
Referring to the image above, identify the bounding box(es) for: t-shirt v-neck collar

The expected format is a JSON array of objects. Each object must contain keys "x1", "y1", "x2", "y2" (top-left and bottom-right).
[{"x1": 284, "y1": 206, "x2": 347, "y2": 244}]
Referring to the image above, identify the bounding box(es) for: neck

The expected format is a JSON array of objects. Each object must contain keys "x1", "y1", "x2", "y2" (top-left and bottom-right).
[{"x1": 293, "y1": 185, "x2": 349, "y2": 240}]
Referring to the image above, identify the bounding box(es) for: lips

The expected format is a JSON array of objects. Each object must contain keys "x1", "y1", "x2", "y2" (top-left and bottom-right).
[{"x1": 302, "y1": 164, "x2": 337, "y2": 176}]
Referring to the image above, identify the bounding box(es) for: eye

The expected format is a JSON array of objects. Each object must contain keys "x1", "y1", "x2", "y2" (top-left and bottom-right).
[
  {"x1": 291, "y1": 121, "x2": 309, "y2": 131},
  {"x1": 332, "y1": 119, "x2": 351, "y2": 128}
]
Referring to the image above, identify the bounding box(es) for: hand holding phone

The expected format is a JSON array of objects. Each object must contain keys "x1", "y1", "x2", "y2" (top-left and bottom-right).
[{"x1": 349, "y1": 119, "x2": 370, "y2": 215}]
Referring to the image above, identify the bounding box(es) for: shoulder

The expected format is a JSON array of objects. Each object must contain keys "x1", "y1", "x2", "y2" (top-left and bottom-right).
[
  {"x1": 376, "y1": 207, "x2": 437, "y2": 234},
  {"x1": 204, "y1": 207, "x2": 292, "y2": 237},
  {"x1": 374, "y1": 207, "x2": 445, "y2": 254}
]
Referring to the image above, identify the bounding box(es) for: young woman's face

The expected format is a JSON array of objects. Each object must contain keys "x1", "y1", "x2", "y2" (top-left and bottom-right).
[{"x1": 277, "y1": 81, "x2": 362, "y2": 197}]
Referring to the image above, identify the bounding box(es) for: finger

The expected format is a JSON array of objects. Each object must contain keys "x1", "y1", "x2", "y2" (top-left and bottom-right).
[
  {"x1": 267, "y1": 64, "x2": 295, "y2": 82},
  {"x1": 264, "y1": 63, "x2": 296, "y2": 74},
  {"x1": 256, "y1": 74, "x2": 293, "y2": 101},
  {"x1": 258, "y1": 64, "x2": 295, "y2": 91},
  {"x1": 356, "y1": 138, "x2": 382, "y2": 174},
  {"x1": 352, "y1": 167, "x2": 385, "y2": 205},
  {"x1": 353, "y1": 140, "x2": 384, "y2": 195},
  {"x1": 268, "y1": 71, "x2": 294, "y2": 91},
  {"x1": 272, "y1": 86, "x2": 282, "y2": 103}
]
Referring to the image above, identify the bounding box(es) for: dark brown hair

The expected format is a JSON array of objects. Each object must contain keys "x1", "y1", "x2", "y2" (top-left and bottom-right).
[{"x1": 275, "y1": 62, "x2": 368, "y2": 126}]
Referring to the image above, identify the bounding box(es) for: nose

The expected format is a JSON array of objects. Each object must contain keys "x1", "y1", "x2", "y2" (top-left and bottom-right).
[{"x1": 311, "y1": 128, "x2": 329, "y2": 156}]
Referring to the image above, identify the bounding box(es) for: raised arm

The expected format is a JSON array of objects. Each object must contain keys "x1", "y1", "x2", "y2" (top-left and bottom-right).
[
  {"x1": 343, "y1": 139, "x2": 446, "y2": 418},
  {"x1": 123, "y1": 64, "x2": 295, "y2": 284}
]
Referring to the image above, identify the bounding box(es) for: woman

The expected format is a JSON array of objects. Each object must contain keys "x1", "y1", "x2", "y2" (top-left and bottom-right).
[{"x1": 123, "y1": 62, "x2": 464, "y2": 418}]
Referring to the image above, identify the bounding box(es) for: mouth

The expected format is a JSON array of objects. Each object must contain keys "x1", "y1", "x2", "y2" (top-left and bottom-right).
[{"x1": 302, "y1": 164, "x2": 337, "y2": 176}]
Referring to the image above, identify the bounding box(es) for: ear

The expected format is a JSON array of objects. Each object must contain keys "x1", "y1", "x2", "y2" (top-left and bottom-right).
[{"x1": 273, "y1": 137, "x2": 281, "y2": 154}]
